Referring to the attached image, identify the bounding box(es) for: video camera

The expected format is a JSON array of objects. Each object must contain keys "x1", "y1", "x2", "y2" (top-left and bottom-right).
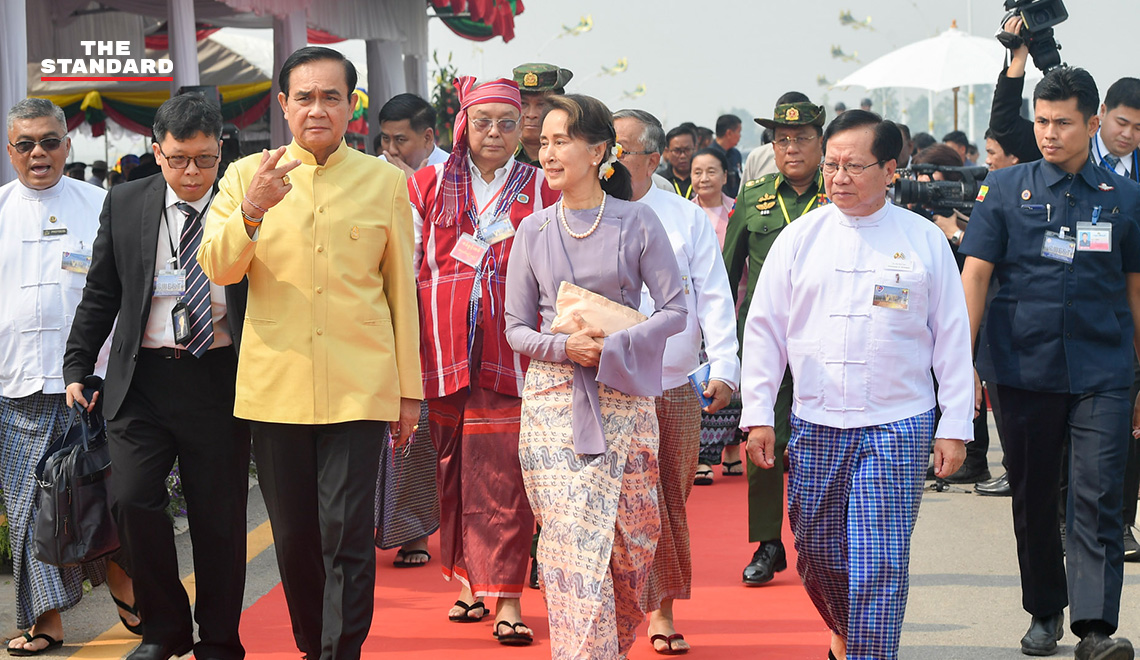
[
  {"x1": 997, "y1": 0, "x2": 1068, "y2": 73},
  {"x1": 893, "y1": 164, "x2": 989, "y2": 219}
]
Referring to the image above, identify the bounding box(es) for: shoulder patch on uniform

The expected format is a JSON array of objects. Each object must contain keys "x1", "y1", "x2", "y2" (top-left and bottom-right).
[
  {"x1": 744, "y1": 177, "x2": 764, "y2": 189},
  {"x1": 975, "y1": 185, "x2": 989, "y2": 203}
]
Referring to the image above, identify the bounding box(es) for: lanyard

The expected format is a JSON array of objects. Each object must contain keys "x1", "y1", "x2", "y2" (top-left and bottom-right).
[
  {"x1": 162, "y1": 193, "x2": 214, "y2": 269},
  {"x1": 476, "y1": 177, "x2": 511, "y2": 218},
  {"x1": 1093, "y1": 136, "x2": 1140, "y2": 183},
  {"x1": 672, "y1": 178, "x2": 693, "y2": 199},
  {"x1": 775, "y1": 174, "x2": 821, "y2": 225}
]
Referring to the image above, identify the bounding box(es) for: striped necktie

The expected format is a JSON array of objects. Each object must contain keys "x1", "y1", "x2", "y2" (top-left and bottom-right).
[
  {"x1": 175, "y1": 202, "x2": 214, "y2": 358},
  {"x1": 1102, "y1": 153, "x2": 1121, "y2": 173}
]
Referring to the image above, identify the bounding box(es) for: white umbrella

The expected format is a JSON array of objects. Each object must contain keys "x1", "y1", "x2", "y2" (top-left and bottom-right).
[{"x1": 835, "y1": 24, "x2": 1041, "y2": 133}]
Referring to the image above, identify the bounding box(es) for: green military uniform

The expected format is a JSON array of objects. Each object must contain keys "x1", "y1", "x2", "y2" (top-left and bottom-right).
[
  {"x1": 722, "y1": 101, "x2": 828, "y2": 545},
  {"x1": 512, "y1": 62, "x2": 573, "y2": 171}
]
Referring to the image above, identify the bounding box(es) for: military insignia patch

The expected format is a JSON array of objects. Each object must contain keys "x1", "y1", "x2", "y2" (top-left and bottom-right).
[
  {"x1": 523, "y1": 72, "x2": 538, "y2": 87},
  {"x1": 1020, "y1": 189, "x2": 1032, "y2": 200},
  {"x1": 756, "y1": 193, "x2": 776, "y2": 204},
  {"x1": 785, "y1": 107, "x2": 800, "y2": 121},
  {"x1": 975, "y1": 185, "x2": 989, "y2": 202},
  {"x1": 756, "y1": 201, "x2": 777, "y2": 211},
  {"x1": 1099, "y1": 183, "x2": 1115, "y2": 191}
]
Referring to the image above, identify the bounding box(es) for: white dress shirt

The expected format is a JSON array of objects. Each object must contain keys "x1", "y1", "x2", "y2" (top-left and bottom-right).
[
  {"x1": 636, "y1": 185, "x2": 740, "y2": 390},
  {"x1": 141, "y1": 186, "x2": 232, "y2": 350},
  {"x1": 1095, "y1": 131, "x2": 1133, "y2": 178},
  {"x1": 0, "y1": 176, "x2": 109, "y2": 397},
  {"x1": 412, "y1": 155, "x2": 517, "y2": 272},
  {"x1": 740, "y1": 201, "x2": 974, "y2": 441}
]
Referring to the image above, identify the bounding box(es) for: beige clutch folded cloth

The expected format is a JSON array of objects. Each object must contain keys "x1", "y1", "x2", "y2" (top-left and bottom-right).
[{"x1": 550, "y1": 281, "x2": 648, "y2": 336}]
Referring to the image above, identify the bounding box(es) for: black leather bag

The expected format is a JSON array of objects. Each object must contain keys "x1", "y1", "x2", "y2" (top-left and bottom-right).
[{"x1": 33, "y1": 379, "x2": 120, "y2": 566}]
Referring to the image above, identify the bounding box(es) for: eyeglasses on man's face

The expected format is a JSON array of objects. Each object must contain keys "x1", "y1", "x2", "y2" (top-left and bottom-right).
[
  {"x1": 158, "y1": 147, "x2": 220, "y2": 170},
  {"x1": 470, "y1": 118, "x2": 519, "y2": 133},
  {"x1": 9, "y1": 137, "x2": 64, "y2": 154},
  {"x1": 668, "y1": 146, "x2": 694, "y2": 157},
  {"x1": 773, "y1": 135, "x2": 819, "y2": 151},
  {"x1": 820, "y1": 160, "x2": 886, "y2": 176}
]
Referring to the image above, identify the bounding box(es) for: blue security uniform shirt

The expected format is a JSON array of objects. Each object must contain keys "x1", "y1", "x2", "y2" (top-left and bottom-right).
[{"x1": 960, "y1": 158, "x2": 1140, "y2": 393}]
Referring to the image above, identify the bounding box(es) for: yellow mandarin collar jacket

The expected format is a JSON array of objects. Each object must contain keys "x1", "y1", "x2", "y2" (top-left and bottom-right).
[{"x1": 199, "y1": 139, "x2": 422, "y2": 424}]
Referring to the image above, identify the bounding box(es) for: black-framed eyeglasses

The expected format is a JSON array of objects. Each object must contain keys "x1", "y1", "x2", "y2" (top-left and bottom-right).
[
  {"x1": 821, "y1": 159, "x2": 886, "y2": 176},
  {"x1": 773, "y1": 135, "x2": 819, "y2": 150},
  {"x1": 470, "y1": 118, "x2": 519, "y2": 133},
  {"x1": 158, "y1": 147, "x2": 220, "y2": 170},
  {"x1": 668, "y1": 146, "x2": 694, "y2": 156},
  {"x1": 9, "y1": 138, "x2": 63, "y2": 154}
]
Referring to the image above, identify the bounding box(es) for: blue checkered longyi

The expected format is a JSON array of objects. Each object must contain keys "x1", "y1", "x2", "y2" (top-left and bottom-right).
[{"x1": 786, "y1": 409, "x2": 935, "y2": 660}]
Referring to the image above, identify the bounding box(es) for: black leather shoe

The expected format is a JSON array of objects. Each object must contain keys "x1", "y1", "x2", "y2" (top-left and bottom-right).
[
  {"x1": 1125, "y1": 527, "x2": 1140, "y2": 563},
  {"x1": 1075, "y1": 632, "x2": 1134, "y2": 660},
  {"x1": 1021, "y1": 613, "x2": 1064, "y2": 656},
  {"x1": 976, "y1": 472, "x2": 1011, "y2": 496},
  {"x1": 742, "y1": 541, "x2": 787, "y2": 586},
  {"x1": 942, "y1": 464, "x2": 992, "y2": 484},
  {"x1": 126, "y1": 640, "x2": 194, "y2": 660}
]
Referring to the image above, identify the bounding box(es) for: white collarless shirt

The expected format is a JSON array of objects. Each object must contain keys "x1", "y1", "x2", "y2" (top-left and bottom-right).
[
  {"x1": 0, "y1": 176, "x2": 109, "y2": 397},
  {"x1": 740, "y1": 201, "x2": 974, "y2": 441},
  {"x1": 141, "y1": 186, "x2": 232, "y2": 350},
  {"x1": 635, "y1": 185, "x2": 740, "y2": 390}
]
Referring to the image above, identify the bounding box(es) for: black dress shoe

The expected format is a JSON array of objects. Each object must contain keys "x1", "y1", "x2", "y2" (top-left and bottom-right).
[
  {"x1": 942, "y1": 464, "x2": 992, "y2": 484},
  {"x1": 742, "y1": 541, "x2": 787, "y2": 586},
  {"x1": 1125, "y1": 527, "x2": 1140, "y2": 563},
  {"x1": 976, "y1": 472, "x2": 1011, "y2": 496},
  {"x1": 1021, "y1": 613, "x2": 1064, "y2": 656},
  {"x1": 1075, "y1": 632, "x2": 1134, "y2": 660},
  {"x1": 126, "y1": 640, "x2": 194, "y2": 660}
]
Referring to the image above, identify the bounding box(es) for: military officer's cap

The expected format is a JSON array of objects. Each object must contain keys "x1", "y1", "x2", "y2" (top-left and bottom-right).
[
  {"x1": 513, "y1": 63, "x2": 574, "y2": 94},
  {"x1": 755, "y1": 101, "x2": 826, "y2": 130}
]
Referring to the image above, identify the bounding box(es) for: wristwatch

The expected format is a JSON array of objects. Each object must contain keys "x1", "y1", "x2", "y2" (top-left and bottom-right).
[{"x1": 950, "y1": 229, "x2": 964, "y2": 246}]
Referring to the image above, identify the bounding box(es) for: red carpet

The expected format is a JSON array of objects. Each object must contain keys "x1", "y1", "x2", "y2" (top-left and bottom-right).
[{"x1": 238, "y1": 471, "x2": 829, "y2": 659}]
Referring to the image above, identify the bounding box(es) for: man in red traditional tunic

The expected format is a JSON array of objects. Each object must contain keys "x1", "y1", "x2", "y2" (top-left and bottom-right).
[{"x1": 408, "y1": 76, "x2": 559, "y2": 646}]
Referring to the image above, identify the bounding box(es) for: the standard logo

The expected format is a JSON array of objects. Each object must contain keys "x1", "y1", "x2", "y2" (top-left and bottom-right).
[{"x1": 41, "y1": 41, "x2": 172, "y2": 77}]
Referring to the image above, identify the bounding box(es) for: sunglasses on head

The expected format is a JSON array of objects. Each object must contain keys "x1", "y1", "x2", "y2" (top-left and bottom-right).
[{"x1": 9, "y1": 138, "x2": 64, "y2": 154}]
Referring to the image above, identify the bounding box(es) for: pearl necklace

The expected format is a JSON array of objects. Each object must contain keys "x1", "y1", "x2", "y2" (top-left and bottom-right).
[{"x1": 559, "y1": 195, "x2": 607, "y2": 239}]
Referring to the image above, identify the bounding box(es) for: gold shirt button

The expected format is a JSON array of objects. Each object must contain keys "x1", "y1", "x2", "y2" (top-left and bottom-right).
[
  {"x1": 316, "y1": 286, "x2": 323, "y2": 294},
  {"x1": 316, "y1": 328, "x2": 323, "y2": 335},
  {"x1": 316, "y1": 245, "x2": 324, "y2": 253}
]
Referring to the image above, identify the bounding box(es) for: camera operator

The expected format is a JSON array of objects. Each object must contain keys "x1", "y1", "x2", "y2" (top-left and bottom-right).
[
  {"x1": 910, "y1": 144, "x2": 969, "y2": 255},
  {"x1": 990, "y1": 15, "x2": 1043, "y2": 164}
]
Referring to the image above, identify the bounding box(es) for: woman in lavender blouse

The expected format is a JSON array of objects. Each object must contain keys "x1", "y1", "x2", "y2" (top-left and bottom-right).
[{"x1": 503, "y1": 94, "x2": 687, "y2": 660}]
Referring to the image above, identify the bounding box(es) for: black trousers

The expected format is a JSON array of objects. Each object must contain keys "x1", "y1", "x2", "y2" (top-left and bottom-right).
[
  {"x1": 994, "y1": 384, "x2": 1129, "y2": 636},
  {"x1": 250, "y1": 420, "x2": 384, "y2": 660},
  {"x1": 107, "y1": 348, "x2": 250, "y2": 660},
  {"x1": 1122, "y1": 355, "x2": 1140, "y2": 526}
]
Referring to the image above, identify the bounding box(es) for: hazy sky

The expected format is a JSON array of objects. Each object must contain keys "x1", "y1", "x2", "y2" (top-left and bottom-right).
[{"x1": 425, "y1": 0, "x2": 1133, "y2": 144}]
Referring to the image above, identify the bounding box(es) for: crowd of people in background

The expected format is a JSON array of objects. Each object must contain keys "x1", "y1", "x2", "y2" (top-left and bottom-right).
[{"x1": 5, "y1": 10, "x2": 1140, "y2": 660}]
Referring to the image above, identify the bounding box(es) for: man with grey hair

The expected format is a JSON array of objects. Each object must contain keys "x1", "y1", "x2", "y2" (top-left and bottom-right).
[
  {"x1": 614, "y1": 108, "x2": 740, "y2": 654},
  {"x1": 0, "y1": 98, "x2": 134, "y2": 655}
]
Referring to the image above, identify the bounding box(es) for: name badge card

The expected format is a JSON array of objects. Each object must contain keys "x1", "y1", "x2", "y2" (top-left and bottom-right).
[
  {"x1": 872, "y1": 284, "x2": 910, "y2": 311},
  {"x1": 61, "y1": 248, "x2": 92, "y2": 274},
  {"x1": 1075, "y1": 221, "x2": 1111, "y2": 252},
  {"x1": 154, "y1": 269, "x2": 187, "y2": 297},
  {"x1": 482, "y1": 216, "x2": 516, "y2": 246},
  {"x1": 1041, "y1": 231, "x2": 1076, "y2": 264},
  {"x1": 450, "y1": 233, "x2": 489, "y2": 269}
]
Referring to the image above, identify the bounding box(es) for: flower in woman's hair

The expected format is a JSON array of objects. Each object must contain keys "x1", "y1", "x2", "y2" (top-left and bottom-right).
[
  {"x1": 602, "y1": 165, "x2": 616, "y2": 180},
  {"x1": 613, "y1": 143, "x2": 624, "y2": 159}
]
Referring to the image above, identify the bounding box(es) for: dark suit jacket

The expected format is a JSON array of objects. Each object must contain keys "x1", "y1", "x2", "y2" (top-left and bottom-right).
[{"x1": 64, "y1": 173, "x2": 247, "y2": 419}]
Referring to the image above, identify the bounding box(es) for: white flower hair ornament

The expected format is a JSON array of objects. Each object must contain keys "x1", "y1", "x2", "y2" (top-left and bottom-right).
[{"x1": 599, "y1": 143, "x2": 623, "y2": 180}]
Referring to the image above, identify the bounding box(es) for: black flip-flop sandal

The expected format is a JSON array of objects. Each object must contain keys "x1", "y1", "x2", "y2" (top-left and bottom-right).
[
  {"x1": 493, "y1": 621, "x2": 534, "y2": 646},
  {"x1": 111, "y1": 594, "x2": 144, "y2": 635},
  {"x1": 722, "y1": 460, "x2": 744, "y2": 476},
  {"x1": 693, "y1": 466, "x2": 714, "y2": 486},
  {"x1": 448, "y1": 599, "x2": 487, "y2": 623},
  {"x1": 7, "y1": 633, "x2": 63, "y2": 656},
  {"x1": 392, "y1": 549, "x2": 431, "y2": 568}
]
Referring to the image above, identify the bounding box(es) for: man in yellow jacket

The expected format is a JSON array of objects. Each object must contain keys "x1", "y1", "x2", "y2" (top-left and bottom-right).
[{"x1": 198, "y1": 46, "x2": 421, "y2": 660}]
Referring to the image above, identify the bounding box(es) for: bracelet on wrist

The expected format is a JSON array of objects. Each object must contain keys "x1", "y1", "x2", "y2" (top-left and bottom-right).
[
  {"x1": 244, "y1": 196, "x2": 268, "y2": 214},
  {"x1": 241, "y1": 209, "x2": 263, "y2": 228}
]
